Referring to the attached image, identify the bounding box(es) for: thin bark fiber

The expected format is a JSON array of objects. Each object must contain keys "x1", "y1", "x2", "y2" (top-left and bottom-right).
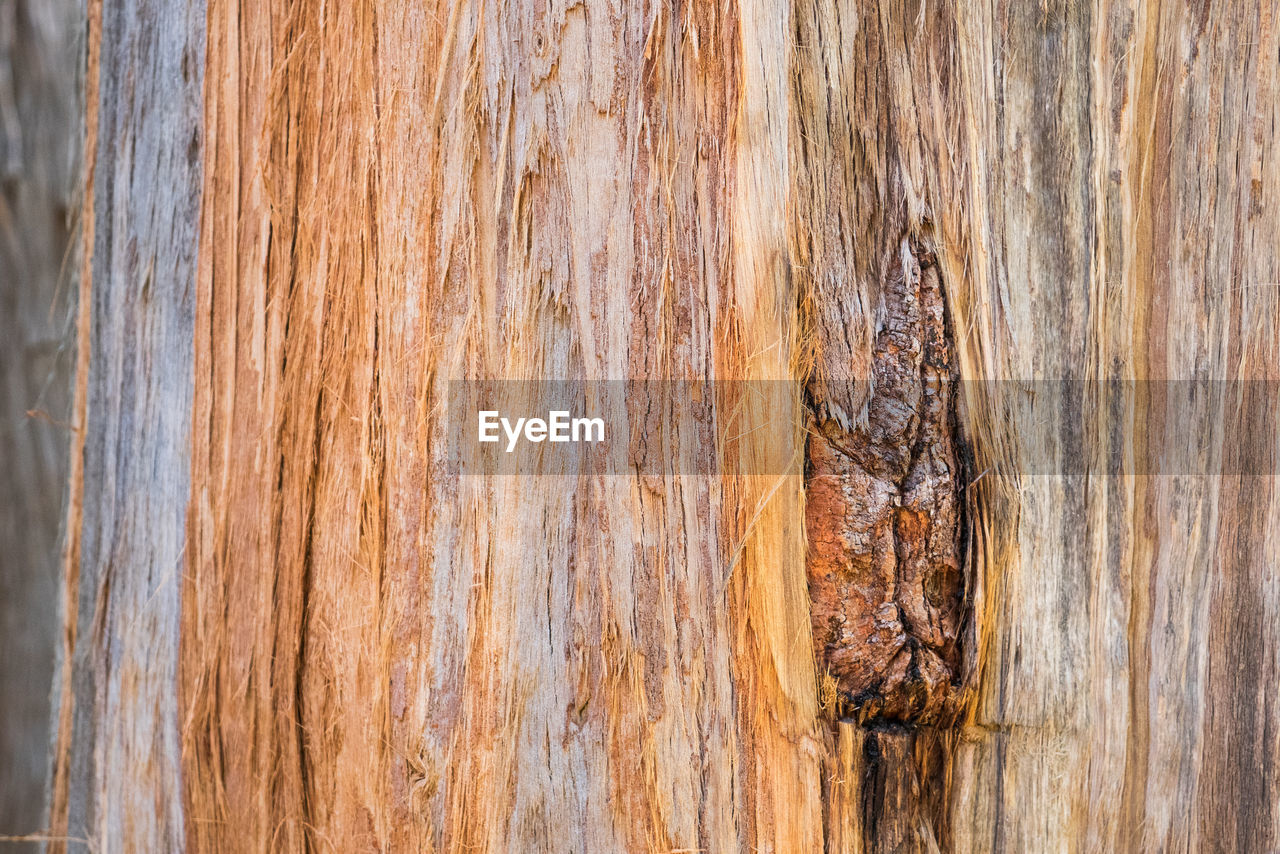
[{"x1": 49, "y1": 0, "x2": 1280, "y2": 852}]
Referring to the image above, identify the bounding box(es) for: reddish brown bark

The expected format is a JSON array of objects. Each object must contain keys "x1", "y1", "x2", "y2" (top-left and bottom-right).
[{"x1": 806, "y1": 241, "x2": 965, "y2": 725}]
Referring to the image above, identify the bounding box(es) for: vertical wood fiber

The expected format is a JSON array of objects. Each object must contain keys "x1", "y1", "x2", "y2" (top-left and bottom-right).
[
  {"x1": 786, "y1": 0, "x2": 1280, "y2": 849},
  {"x1": 179, "y1": 0, "x2": 825, "y2": 850},
  {"x1": 49, "y1": 0, "x2": 205, "y2": 849},
  {"x1": 868, "y1": 1, "x2": 1280, "y2": 851}
]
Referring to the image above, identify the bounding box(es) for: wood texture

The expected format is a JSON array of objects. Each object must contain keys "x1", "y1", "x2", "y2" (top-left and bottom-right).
[
  {"x1": 178, "y1": 0, "x2": 826, "y2": 849},
  {"x1": 49, "y1": 0, "x2": 205, "y2": 849},
  {"x1": 0, "y1": 0, "x2": 79, "y2": 845},
  {"x1": 937, "y1": 2, "x2": 1280, "y2": 850},
  {"x1": 50, "y1": 0, "x2": 1280, "y2": 852}
]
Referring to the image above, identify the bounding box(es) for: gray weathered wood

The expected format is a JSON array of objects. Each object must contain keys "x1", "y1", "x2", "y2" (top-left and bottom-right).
[
  {"x1": 0, "y1": 0, "x2": 79, "y2": 846},
  {"x1": 49, "y1": 0, "x2": 204, "y2": 850}
]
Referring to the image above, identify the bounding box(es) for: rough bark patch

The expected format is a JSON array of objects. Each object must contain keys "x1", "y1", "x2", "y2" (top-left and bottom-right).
[{"x1": 805, "y1": 237, "x2": 965, "y2": 725}]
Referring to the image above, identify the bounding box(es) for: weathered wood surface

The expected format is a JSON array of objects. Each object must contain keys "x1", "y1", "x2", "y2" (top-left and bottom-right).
[
  {"x1": 179, "y1": 0, "x2": 826, "y2": 850},
  {"x1": 49, "y1": 0, "x2": 205, "y2": 849},
  {"x1": 937, "y1": 2, "x2": 1280, "y2": 849},
  {"x1": 49, "y1": 0, "x2": 1280, "y2": 852},
  {"x1": 0, "y1": 0, "x2": 78, "y2": 846}
]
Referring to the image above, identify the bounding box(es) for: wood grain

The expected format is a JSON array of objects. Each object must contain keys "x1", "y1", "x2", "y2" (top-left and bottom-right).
[
  {"x1": 938, "y1": 1, "x2": 1280, "y2": 850},
  {"x1": 179, "y1": 0, "x2": 825, "y2": 850},
  {"x1": 51, "y1": 0, "x2": 1280, "y2": 851},
  {"x1": 49, "y1": 0, "x2": 205, "y2": 850}
]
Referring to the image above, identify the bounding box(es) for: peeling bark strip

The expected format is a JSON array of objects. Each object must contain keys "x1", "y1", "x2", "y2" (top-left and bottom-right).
[{"x1": 805, "y1": 238, "x2": 965, "y2": 724}]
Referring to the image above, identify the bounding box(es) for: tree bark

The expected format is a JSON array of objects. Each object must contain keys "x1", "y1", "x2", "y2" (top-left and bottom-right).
[{"x1": 46, "y1": 0, "x2": 1280, "y2": 852}]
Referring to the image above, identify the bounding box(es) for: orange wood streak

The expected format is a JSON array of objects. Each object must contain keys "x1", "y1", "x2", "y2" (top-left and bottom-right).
[{"x1": 180, "y1": 0, "x2": 829, "y2": 850}]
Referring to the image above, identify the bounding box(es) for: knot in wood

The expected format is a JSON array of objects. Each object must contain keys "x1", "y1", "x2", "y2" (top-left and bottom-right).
[{"x1": 805, "y1": 239, "x2": 965, "y2": 724}]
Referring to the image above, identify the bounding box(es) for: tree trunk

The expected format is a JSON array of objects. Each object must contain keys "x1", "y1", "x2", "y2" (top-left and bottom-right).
[{"x1": 45, "y1": 0, "x2": 1280, "y2": 851}]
